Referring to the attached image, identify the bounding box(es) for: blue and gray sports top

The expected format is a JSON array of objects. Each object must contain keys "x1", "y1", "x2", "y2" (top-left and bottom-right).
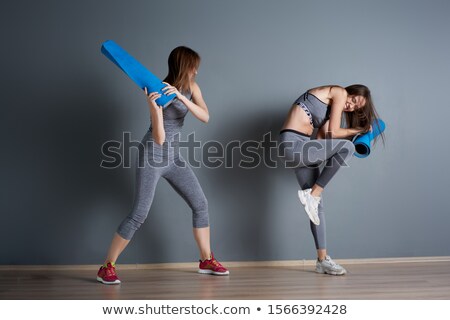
[{"x1": 294, "y1": 92, "x2": 331, "y2": 128}]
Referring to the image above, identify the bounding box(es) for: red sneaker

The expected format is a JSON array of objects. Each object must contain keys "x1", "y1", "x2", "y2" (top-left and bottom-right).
[
  {"x1": 198, "y1": 253, "x2": 229, "y2": 276},
  {"x1": 97, "y1": 262, "x2": 121, "y2": 284}
]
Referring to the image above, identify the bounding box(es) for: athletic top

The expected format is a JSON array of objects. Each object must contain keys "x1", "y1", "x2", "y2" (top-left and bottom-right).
[
  {"x1": 294, "y1": 92, "x2": 331, "y2": 128},
  {"x1": 144, "y1": 91, "x2": 191, "y2": 160},
  {"x1": 149, "y1": 91, "x2": 191, "y2": 142}
]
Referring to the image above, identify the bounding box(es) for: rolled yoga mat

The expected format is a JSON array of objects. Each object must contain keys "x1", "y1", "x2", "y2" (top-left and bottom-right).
[
  {"x1": 101, "y1": 40, "x2": 176, "y2": 108},
  {"x1": 353, "y1": 119, "x2": 386, "y2": 158}
]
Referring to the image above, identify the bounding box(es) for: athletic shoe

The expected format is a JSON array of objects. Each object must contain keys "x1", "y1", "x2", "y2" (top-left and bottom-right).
[
  {"x1": 198, "y1": 253, "x2": 229, "y2": 276},
  {"x1": 316, "y1": 256, "x2": 347, "y2": 275},
  {"x1": 97, "y1": 262, "x2": 121, "y2": 284},
  {"x1": 298, "y1": 189, "x2": 321, "y2": 225}
]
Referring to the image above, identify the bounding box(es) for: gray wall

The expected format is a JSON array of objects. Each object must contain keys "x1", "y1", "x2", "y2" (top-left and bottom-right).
[{"x1": 1, "y1": 0, "x2": 449, "y2": 264}]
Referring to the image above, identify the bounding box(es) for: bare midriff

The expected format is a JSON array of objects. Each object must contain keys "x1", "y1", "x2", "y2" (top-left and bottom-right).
[{"x1": 281, "y1": 104, "x2": 314, "y2": 136}]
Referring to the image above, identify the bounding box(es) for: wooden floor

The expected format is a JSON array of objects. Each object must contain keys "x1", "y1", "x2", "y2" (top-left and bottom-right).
[{"x1": 1, "y1": 260, "x2": 450, "y2": 299}]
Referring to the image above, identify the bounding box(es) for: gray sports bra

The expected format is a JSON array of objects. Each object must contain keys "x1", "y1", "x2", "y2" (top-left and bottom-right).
[
  {"x1": 294, "y1": 92, "x2": 331, "y2": 128},
  {"x1": 149, "y1": 91, "x2": 191, "y2": 141}
]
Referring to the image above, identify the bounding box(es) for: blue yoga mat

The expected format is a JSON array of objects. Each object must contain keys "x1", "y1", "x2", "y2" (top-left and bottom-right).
[
  {"x1": 353, "y1": 119, "x2": 386, "y2": 158},
  {"x1": 101, "y1": 40, "x2": 176, "y2": 108}
]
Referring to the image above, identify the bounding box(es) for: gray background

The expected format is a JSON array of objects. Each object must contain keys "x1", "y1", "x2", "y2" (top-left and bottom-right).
[{"x1": 1, "y1": 0, "x2": 449, "y2": 265}]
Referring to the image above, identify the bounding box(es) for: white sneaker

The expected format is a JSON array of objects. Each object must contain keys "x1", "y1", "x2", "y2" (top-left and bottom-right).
[
  {"x1": 316, "y1": 255, "x2": 347, "y2": 275},
  {"x1": 297, "y1": 189, "x2": 320, "y2": 225}
]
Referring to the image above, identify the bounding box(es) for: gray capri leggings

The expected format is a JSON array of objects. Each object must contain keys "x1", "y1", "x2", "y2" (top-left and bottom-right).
[
  {"x1": 279, "y1": 129, "x2": 355, "y2": 249},
  {"x1": 117, "y1": 133, "x2": 209, "y2": 240}
]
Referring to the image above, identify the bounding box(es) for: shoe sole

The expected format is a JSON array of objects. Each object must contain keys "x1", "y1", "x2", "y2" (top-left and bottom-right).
[
  {"x1": 96, "y1": 276, "x2": 121, "y2": 285},
  {"x1": 298, "y1": 190, "x2": 320, "y2": 225},
  {"x1": 198, "y1": 269, "x2": 230, "y2": 276},
  {"x1": 315, "y1": 268, "x2": 346, "y2": 276},
  {"x1": 297, "y1": 190, "x2": 307, "y2": 205},
  {"x1": 305, "y1": 205, "x2": 320, "y2": 225}
]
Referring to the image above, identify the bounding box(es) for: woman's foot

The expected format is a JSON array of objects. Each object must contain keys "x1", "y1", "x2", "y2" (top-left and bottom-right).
[
  {"x1": 298, "y1": 189, "x2": 321, "y2": 225},
  {"x1": 315, "y1": 256, "x2": 347, "y2": 276},
  {"x1": 97, "y1": 262, "x2": 121, "y2": 284},
  {"x1": 198, "y1": 252, "x2": 229, "y2": 276}
]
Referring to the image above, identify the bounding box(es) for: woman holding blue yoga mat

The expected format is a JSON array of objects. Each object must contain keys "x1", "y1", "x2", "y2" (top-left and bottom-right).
[
  {"x1": 279, "y1": 84, "x2": 384, "y2": 275},
  {"x1": 97, "y1": 46, "x2": 229, "y2": 285}
]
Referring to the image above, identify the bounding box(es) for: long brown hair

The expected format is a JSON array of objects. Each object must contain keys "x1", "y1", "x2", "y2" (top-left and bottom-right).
[
  {"x1": 163, "y1": 46, "x2": 200, "y2": 93},
  {"x1": 345, "y1": 84, "x2": 385, "y2": 145}
]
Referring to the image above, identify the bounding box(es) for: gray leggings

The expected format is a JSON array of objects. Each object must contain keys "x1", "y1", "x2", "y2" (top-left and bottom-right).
[
  {"x1": 117, "y1": 144, "x2": 209, "y2": 240},
  {"x1": 279, "y1": 129, "x2": 355, "y2": 249}
]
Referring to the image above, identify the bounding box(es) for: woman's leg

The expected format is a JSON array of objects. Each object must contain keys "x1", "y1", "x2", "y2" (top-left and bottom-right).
[
  {"x1": 193, "y1": 227, "x2": 211, "y2": 261},
  {"x1": 294, "y1": 165, "x2": 346, "y2": 274},
  {"x1": 106, "y1": 156, "x2": 162, "y2": 263},
  {"x1": 163, "y1": 159, "x2": 211, "y2": 259},
  {"x1": 281, "y1": 132, "x2": 348, "y2": 274},
  {"x1": 163, "y1": 159, "x2": 229, "y2": 275},
  {"x1": 294, "y1": 165, "x2": 327, "y2": 259},
  {"x1": 97, "y1": 152, "x2": 162, "y2": 284},
  {"x1": 304, "y1": 139, "x2": 355, "y2": 197},
  {"x1": 296, "y1": 138, "x2": 354, "y2": 225},
  {"x1": 104, "y1": 233, "x2": 130, "y2": 265}
]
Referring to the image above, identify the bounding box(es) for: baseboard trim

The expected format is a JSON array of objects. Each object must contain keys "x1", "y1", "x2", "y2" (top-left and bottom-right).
[{"x1": 1, "y1": 256, "x2": 449, "y2": 271}]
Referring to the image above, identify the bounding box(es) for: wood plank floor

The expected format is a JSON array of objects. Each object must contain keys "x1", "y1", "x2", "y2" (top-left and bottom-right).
[{"x1": 1, "y1": 260, "x2": 450, "y2": 299}]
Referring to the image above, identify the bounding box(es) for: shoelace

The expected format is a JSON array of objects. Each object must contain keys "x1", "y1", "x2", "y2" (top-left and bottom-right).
[
  {"x1": 325, "y1": 257, "x2": 338, "y2": 267},
  {"x1": 105, "y1": 265, "x2": 116, "y2": 277},
  {"x1": 211, "y1": 259, "x2": 222, "y2": 267},
  {"x1": 305, "y1": 190, "x2": 320, "y2": 205},
  {"x1": 210, "y1": 259, "x2": 226, "y2": 270},
  {"x1": 311, "y1": 194, "x2": 321, "y2": 205}
]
